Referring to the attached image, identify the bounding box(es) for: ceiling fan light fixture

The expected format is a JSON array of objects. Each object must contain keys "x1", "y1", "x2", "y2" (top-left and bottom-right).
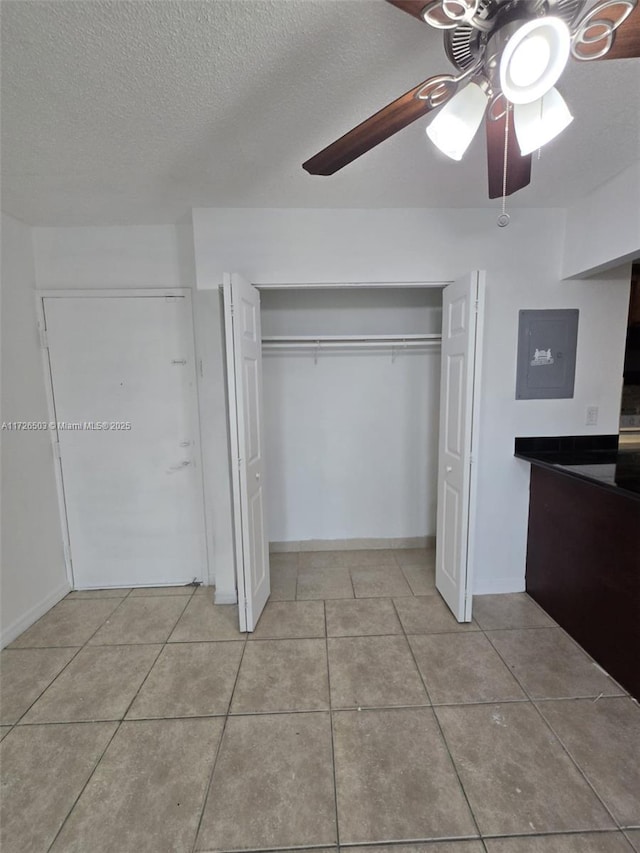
[
  {"x1": 514, "y1": 87, "x2": 574, "y2": 155},
  {"x1": 426, "y1": 81, "x2": 488, "y2": 161},
  {"x1": 499, "y1": 17, "x2": 571, "y2": 104}
]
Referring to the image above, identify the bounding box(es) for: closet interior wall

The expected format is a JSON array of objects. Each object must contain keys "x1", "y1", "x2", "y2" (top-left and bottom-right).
[{"x1": 260, "y1": 287, "x2": 444, "y2": 550}]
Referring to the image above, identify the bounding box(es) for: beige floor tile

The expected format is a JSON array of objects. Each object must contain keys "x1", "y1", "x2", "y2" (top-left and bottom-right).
[
  {"x1": 22, "y1": 644, "x2": 161, "y2": 723},
  {"x1": 168, "y1": 597, "x2": 245, "y2": 641},
  {"x1": 269, "y1": 552, "x2": 299, "y2": 570},
  {"x1": 436, "y1": 702, "x2": 616, "y2": 836},
  {"x1": 537, "y1": 697, "x2": 640, "y2": 826},
  {"x1": 627, "y1": 830, "x2": 640, "y2": 852},
  {"x1": 50, "y1": 718, "x2": 223, "y2": 853},
  {"x1": 231, "y1": 638, "x2": 329, "y2": 713},
  {"x1": 88, "y1": 596, "x2": 189, "y2": 645},
  {"x1": 127, "y1": 641, "x2": 244, "y2": 719},
  {"x1": 400, "y1": 564, "x2": 438, "y2": 595},
  {"x1": 328, "y1": 635, "x2": 428, "y2": 709},
  {"x1": 0, "y1": 726, "x2": 12, "y2": 741},
  {"x1": 472, "y1": 593, "x2": 555, "y2": 630},
  {"x1": 485, "y1": 832, "x2": 635, "y2": 852},
  {"x1": 297, "y1": 567, "x2": 354, "y2": 600},
  {"x1": 128, "y1": 585, "x2": 195, "y2": 596},
  {"x1": 66, "y1": 588, "x2": 131, "y2": 600},
  {"x1": 333, "y1": 707, "x2": 476, "y2": 843},
  {"x1": 299, "y1": 550, "x2": 352, "y2": 569},
  {"x1": 0, "y1": 721, "x2": 117, "y2": 853},
  {"x1": 325, "y1": 598, "x2": 402, "y2": 637},
  {"x1": 487, "y1": 628, "x2": 624, "y2": 699},
  {"x1": 357, "y1": 845, "x2": 484, "y2": 853},
  {"x1": 9, "y1": 599, "x2": 121, "y2": 648},
  {"x1": 269, "y1": 565, "x2": 297, "y2": 601},
  {"x1": 251, "y1": 600, "x2": 325, "y2": 639},
  {"x1": 351, "y1": 565, "x2": 413, "y2": 598},
  {"x1": 341, "y1": 549, "x2": 400, "y2": 567},
  {"x1": 408, "y1": 633, "x2": 526, "y2": 705},
  {"x1": 196, "y1": 712, "x2": 336, "y2": 851},
  {"x1": 0, "y1": 647, "x2": 78, "y2": 724},
  {"x1": 394, "y1": 596, "x2": 480, "y2": 634},
  {"x1": 395, "y1": 548, "x2": 436, "y2": 568}
]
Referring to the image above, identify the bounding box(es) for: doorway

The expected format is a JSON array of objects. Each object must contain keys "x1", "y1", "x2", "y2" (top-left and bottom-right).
[
  {"x1": 38, "y1": 290, "x2": 208, "y2": 589},
  {"x1": 224, "y1": 274, "x2": 485, "y2": 630}
]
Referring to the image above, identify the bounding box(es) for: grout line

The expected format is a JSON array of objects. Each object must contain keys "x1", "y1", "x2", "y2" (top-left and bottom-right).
[
  {"x1": 45, "y1": 719, "x2": 122, "y2": 852},
  {"x1": 347, "y1": 567, "x2": 357, "y2": 599},
  {"x1": 9, "y1": 592, "x2": 141, "y2": 726},
  {"x1": 189, "y1": 629, "x2": 251, "y2": 853},
  {"x1": 39, "y1": 591, "x2": 193, "y2": 851},
  {"x1": 324, "y1": 600, "x2": 341, "y2": 849},
  {"x1": 480, "y1": 626, "x2": 624, "y2": 833},
  {"x1": 390, "y1": 598, "x2": 485, "y2": 843},
  {"x1": 8, "y1": 646, "x2": 85, "y2": 727}
]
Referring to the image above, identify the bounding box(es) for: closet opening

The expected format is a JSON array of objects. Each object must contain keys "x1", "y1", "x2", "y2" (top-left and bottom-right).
[
  {"x1": 223, "y1": 273, "x2": 484, "y2": 631},
  {"x1": 258, "y1": 286, "x2": 444, "y2": 555}
]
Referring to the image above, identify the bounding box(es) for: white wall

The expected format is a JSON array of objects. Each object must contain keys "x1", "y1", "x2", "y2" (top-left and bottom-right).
[
  {"x1": 563, "y1": 162, "x2": 640, "y2": 279},
  {"x1": 1, "y1": 214, "x2": 69, "y2": 646},
  {"x1": 193, "y1": 207, "x2": 630, "y2": 597},
  {"x1": 262, "y1": 289, "x2": 443, "y2": 543},
  {"x1": 32, "y1": 224, "x2": 231, "y2": 598}
]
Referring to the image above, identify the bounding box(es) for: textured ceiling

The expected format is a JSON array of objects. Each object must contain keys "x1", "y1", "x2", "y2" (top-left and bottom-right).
[{"x1": 1, "y1": 0, "x2": 639, "y2": 225}]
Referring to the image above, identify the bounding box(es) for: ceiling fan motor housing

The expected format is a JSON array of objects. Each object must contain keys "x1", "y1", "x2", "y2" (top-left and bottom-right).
[{"x1": 444, "y1": 0, "x2": 584, "y2": 83}]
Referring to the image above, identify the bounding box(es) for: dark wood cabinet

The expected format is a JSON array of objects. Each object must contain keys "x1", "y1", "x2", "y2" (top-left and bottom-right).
[{"x1": 525, "y1": 464, "x2": 640, "y2": 699}]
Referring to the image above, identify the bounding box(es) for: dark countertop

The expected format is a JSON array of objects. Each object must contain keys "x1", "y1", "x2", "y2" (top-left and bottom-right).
[{"x1": 515, "y1": 435, "x2": 640, "y2": 501}]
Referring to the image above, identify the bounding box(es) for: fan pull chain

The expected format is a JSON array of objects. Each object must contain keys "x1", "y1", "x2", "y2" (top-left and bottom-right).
[{"x1": 497, "y1": 101, "x2": 511, "y2": 228}]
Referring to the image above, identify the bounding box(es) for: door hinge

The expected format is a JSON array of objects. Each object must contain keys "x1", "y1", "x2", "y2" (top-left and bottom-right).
[
  {"x1": 53, "y1": 442, "x2": 62, "y2": 460},
  {"x1": 237, "y1": 457, "x2": 242, "y2": 470},
  {"x1": 63, "y1": 541, "x2": 72, "y2": 568},
  {"x1": 39, "y1": 328, "x2": 49, "y2": 349}
]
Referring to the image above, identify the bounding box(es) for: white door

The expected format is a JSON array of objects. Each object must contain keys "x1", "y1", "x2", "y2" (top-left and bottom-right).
[
  {"x1": 435, "y1": 272, "x2": 485, "y2": 621},
  {"x1": 43, "y1": 293, "x2": 207, "y2": 589},
  {"x1": 223, "y1": 273, "x2": 270, "y2": 632}
]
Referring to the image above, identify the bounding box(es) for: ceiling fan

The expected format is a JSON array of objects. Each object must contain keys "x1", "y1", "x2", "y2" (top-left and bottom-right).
[{"x1": 303, "y1": 0, "x2": 640, "y2": 199}]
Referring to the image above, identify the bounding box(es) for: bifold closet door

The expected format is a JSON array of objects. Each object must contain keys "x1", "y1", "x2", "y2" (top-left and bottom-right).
[
  {"x1": 223, "y1": 273, "x2": 270, "y2": 632},
  {"x1": 435, "y1": 272, "x2": 485, "y2": 622},
  {"x1": 42, "y1": 293, "x2": 207, "y2": 589}
]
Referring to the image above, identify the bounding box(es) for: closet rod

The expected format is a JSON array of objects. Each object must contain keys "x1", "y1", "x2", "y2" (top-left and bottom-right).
[
  {"x1": 262, "y1": 333, "x2": 441, "y2": 344},
  {"x1": 262, "y1": 337, "x2": 441, "y2": 352}
]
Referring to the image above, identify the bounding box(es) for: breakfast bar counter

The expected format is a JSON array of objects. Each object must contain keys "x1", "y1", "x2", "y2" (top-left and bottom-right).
[{"x1": 516, "y1": 435, "x2": 640, "y2": 699}]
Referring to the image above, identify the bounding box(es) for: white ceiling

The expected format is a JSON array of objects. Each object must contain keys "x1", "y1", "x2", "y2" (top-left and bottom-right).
[{"x1": 1, "y1": 0, "x2": 639, "y2": 226}]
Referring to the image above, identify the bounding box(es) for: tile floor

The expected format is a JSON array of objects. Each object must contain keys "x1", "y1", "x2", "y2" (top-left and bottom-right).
[{"x1": 1, "y1": 548, "x2": 639, "y2": 853}]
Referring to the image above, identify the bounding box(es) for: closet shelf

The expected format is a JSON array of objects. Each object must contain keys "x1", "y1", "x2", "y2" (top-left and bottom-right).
[{"x1": 262, "y1": 334, "x2": 441, "y2": 351}]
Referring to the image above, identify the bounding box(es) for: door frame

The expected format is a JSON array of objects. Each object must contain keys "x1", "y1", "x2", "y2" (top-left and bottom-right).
[{"x1": 35, "y1": 288, "x2": 211, "y2": 589}]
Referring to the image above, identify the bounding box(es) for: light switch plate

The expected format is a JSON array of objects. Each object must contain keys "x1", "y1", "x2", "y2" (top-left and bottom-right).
[{"x1": 586, "y1": 406, "x2": 599, "y2": 426}]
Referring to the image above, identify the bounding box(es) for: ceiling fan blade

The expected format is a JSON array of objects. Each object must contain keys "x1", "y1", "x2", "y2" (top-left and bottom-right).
[
  {"x1": 595, "y1": 2, "x2": 640, "y2": 59},
  {"x1": 303, "y1": 77, "x2": 452, "y2": 176},
  {"x1": 486, "y1": 108, "x2": 532, "y2": 198},
  {"x1": 385, "y1": 0, "x2": 429, "y2": 22}
]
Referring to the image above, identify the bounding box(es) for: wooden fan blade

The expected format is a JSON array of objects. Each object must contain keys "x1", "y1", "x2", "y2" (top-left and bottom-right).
[
  {"x1": 592, "y1": 2, "x2": 640, "y2": 59},
  {"x1": 385, "y1": 0, "x2": 429, "y2": 22},
  {"x1": 303, "y1": 78, "x2": 449, "y2": 176},
  {"x1": 486, "y1": 109, "x2": 532, "y2": 198}
]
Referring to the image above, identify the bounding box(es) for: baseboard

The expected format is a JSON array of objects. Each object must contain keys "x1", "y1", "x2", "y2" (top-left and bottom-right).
[
  {"x1": 1, "y1": 579, "x2": 72, "y2": 649},
  {"x1": 270, "y1": 536, "x2": 435, "y2": 553},
  {"x1": 473, "y1": 575, "x2": 526, "y2": 595},
  {"x1": 214, "y1": 589, "x2": 238, "y2": 605}
]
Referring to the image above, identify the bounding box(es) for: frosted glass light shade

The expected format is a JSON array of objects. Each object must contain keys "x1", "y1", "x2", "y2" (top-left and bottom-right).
[
  {"x1": 426, "y1": 82, "x2": 488, "y2": 161},
  {"x1": 514, "y1": 87, "x2": 573, "y2": 155},
  {"x1": 500, "y1": 17, "x2": 571, "y2": 104}
]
